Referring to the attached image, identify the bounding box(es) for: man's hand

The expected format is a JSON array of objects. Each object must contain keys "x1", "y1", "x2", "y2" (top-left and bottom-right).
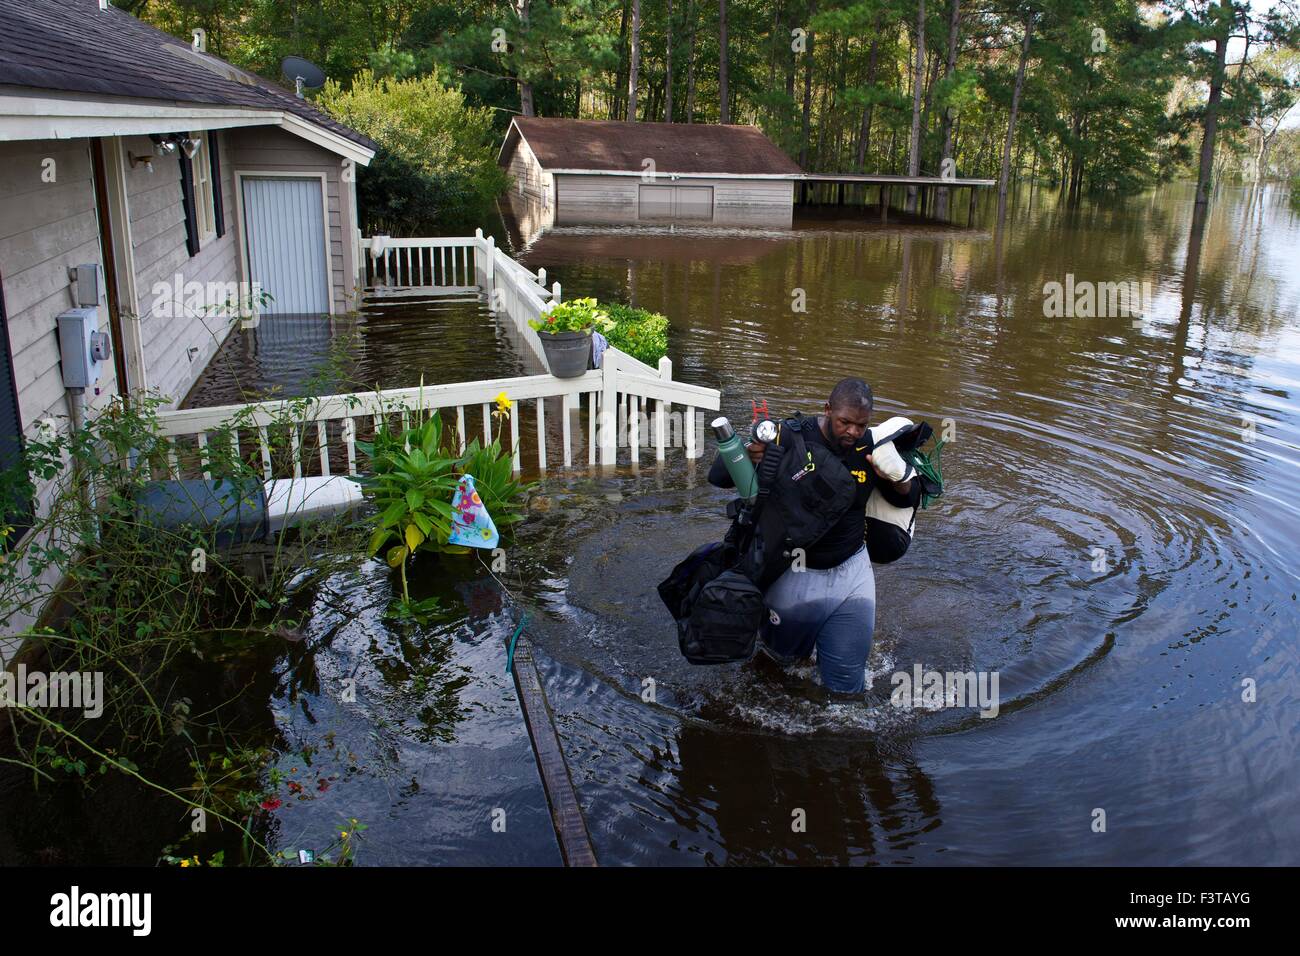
[
  {"x1": 867, "y1": 441, "x2": 909, "y2": 482},
  {"x1": 866, "y1": 449, "x2": 913, "y2": 495},
  {"x1": 745, "y1": 441, "x2": 765, "y2": 467}
]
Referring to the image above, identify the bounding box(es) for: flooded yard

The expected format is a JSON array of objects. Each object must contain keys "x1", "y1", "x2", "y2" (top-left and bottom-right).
[{"x1": 181, "y1": 182, "x2": 1300, "y2": 865}]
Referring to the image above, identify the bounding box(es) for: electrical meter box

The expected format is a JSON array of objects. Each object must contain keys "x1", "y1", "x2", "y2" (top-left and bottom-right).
[
  {"x1": 57, "y1": 307, "x2": 111, "y2": 388},
  {"x1": 71, "y1": 263, "x2": 103, "y2": 308}
]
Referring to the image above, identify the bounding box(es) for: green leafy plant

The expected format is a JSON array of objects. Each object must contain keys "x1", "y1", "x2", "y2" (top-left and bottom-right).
[
  {"x1": 0, "y1": 391, "x2": 367, "y2": 866},
  {"x1": 456, "y1": 436, "x2": 531, "y2": 533},
  {"x1": 353, "y1": 411, "x2": 459, "y2": 605},
  {"x1": 603, "y1": 303, "x2": 670, "y2": 365},
  {"x1": 351, "y1": 397, "x2": 531, "y2": 612},
  {"x1": 528, "y1": 297, "x2": 615, "y2": 335}
]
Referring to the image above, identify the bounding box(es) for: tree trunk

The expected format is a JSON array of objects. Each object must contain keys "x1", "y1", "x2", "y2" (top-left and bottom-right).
[
  {"x1": 854, "y1": 30, "x2": 881, "y2": 171},
  {"x1": 906, "y1": 0, "x2": 925, "y2": 212},
  {"x1": 719, "y1": 0, "x2": 730, "y2": 123},
  {"x1": 799, "y1": 1, "x2": 817, "y2": 168},
  {"x1": 996, "y1": 12, "x2": 1034, "y2": 224},
  {"x1": 934, "y1": 0, "x2": 961, "y2": 218},
  {"x1": 1192, "y1": 2, "x2": 1230, "y2": 225},
  {"x1": 515, "y1": 0, "x2": 535, "y2": 116},
  {"x1": 664, "y1": 0, "x2": 674, "y2": 122},
  {"x1": 612, "y1": 0, "x2": 630, "y2": 120},
  {"x1": 686, "y1": 0, "x2": 698, "y2": 122},
  {"x1": 627, "y1": 0, "x2": 641, "y2": 121}
]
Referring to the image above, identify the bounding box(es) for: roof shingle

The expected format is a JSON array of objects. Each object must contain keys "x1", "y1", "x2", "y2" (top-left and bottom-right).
[
  {"x1": 0, "y1": 0, "x2": 376, "y2": 151},
  {"x1": 507, "y1": 117, "x2": 803, "y2": 176}
]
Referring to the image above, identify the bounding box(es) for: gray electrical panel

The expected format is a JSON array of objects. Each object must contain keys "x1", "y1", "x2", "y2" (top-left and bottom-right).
[
  {"x1": 56, "y1": 307, "x2": 110, "y2": 389},
  {"x1": 71, "y1": 263, "x2": 103, "y2": 308}
]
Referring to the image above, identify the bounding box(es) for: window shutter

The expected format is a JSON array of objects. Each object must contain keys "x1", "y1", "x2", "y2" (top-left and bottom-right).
[
  {"x1": 208, "y1": 130, "x2": 225, "y2": 238},
  {"x1": 0, "y1": 278, "x2": 33, "y2": 549},
  {"x1": 178, "y1": 153, "x2": 199, "y2": 257}
]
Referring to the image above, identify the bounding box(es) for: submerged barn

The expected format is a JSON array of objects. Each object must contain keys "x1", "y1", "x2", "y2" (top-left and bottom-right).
[{"x1": 498, "y1": 118, "x2": 803, "y2": 228}]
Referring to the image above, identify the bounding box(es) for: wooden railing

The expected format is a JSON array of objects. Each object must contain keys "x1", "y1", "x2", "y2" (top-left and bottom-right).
[
  {"x1": 155, "y1": 352, "x2": 718, "y2": 477},
  {"x1": 360, "y1": 235, "x2": 480, "y2": 289},
  {"x1": 159, "y1": 232, "x2": 721, "y2": 475}
]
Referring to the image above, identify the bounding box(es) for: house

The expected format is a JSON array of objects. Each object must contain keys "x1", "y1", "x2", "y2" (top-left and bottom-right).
[
  {"x1": 498, "y1": 117, "x2": 804, "y2": 231},
  {"x1": 0, "y1": 0, "x2": 376, "y2": 649}
]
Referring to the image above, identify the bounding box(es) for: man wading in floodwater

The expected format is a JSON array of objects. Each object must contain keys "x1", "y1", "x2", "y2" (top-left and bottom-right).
[{"x1": 707, "y1": 378, "x2": 918, "y2": 695}]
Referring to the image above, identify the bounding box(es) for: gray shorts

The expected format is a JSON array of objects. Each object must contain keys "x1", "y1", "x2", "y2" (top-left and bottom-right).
[{"x1": 759, "y1": 544, "x2": 876, "y2": 694}]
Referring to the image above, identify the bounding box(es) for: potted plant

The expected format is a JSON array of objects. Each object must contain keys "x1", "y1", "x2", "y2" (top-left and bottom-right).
[{"x1": 528, "y1": 297, "x2": 615, "y2": 378}]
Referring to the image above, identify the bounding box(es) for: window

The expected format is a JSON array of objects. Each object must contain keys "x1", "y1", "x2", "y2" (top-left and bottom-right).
[{"x1": 191, "y1": 131, "x2": 216, "y2": 242}]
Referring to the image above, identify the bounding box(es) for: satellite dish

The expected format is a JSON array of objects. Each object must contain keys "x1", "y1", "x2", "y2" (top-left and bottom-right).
[{"x1": 281, "y1": 56, "x2": 326, "y2": 98}]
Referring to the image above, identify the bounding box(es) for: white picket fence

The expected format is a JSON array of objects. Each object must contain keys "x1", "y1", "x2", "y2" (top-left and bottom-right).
[{"x1": 154, "y1": 232, "x2": 721, "y2": 475}]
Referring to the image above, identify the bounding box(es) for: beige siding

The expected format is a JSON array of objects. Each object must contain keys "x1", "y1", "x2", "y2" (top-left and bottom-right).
[
  {"x1": 554, "y1": 174, "x2": 794, "y2": 227},
  {"x1": 713, "y1": 179, "x2": 795, "y2": 226},
  {"x1": 226, "y1": 127, "x2": 355, "y2": 313},
  {"x1": 0, "y1": 138, "x2": 122, "y2": 646},
  {"x1": 505, "y1": 138, "x2": 549, "y2": 203},
  {"x1": 0, "y1": 139, "x2": 123, "y2": 432},
  {"x1": 555, "y1": 175, "x2": 640, "y2": 224},
  {"x1": 122, "y1": 132, "x2": 242, "y2": 408}
]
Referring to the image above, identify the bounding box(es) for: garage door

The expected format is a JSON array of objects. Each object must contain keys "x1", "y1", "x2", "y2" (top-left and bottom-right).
[
  {"x1": 241, "y1": 176, "x2": 330, "y2": 315},
  {"x1": 638, "y1": 184, "x2": 714, "y2": 221}
]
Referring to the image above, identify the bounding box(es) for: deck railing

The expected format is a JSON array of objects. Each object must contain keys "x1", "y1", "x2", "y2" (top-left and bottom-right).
[{"x1": 157, "y1": 232, "x2": 721, "y2": 475}]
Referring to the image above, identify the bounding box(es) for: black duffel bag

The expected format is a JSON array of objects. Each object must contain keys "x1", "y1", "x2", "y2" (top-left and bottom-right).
[{"x1": 677, "y1": 569, "x2": 766, "y2": 665}]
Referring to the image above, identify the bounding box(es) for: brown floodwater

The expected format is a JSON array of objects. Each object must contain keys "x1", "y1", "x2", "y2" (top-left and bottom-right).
[{"x1": 181, "y1": 182, "x2": 1299, "y2": 865}]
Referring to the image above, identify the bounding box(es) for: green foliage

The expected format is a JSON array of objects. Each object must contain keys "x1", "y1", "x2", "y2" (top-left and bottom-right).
[
  {"x1": 122, "y1": 0, "x2": 1300, "y2": 205},
  {"x1": 351, "y1": 402, "x2": 529, "y2": 611},
  {"x1": 0, "y1": 392, "x2": 366, "y2": 864},
  {"x1": 353, "y1": 411, "x2": 459, "y2": 604},
  {"x1": 317, "y1": 70, "x2": 508, "y2": 232},
  {"x1": 603, "y1": 303, "x2": 670, "y2": 366},
  {"x1": 524, "y1": 297, "x2": 670, "y2": 364},
  {"x1": 456, "y1": 436, "x2": 529, "y2": 531},
  {"x1": 528, "y1": 297, "x2": 616, "y2": 334}
]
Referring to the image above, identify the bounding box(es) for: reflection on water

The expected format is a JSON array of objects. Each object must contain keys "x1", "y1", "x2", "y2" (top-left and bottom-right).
[{"x1": 188, "y1": 181, "x2": 1299, "y2": 864}]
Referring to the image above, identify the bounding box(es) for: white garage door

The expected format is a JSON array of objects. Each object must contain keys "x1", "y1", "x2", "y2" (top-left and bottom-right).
[
  {"x1": 241, "y1": 176, "x2": 330, "y2": 315},
  {"x1": 638, "y1": 184, "x2": 714, "y2": 221}
]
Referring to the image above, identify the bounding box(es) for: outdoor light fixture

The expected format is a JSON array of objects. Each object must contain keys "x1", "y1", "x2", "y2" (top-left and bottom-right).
[
  {"x1": 150, "y1": 134, "x2": 178, "y2": 157},
  {"x1": 180, "y1": 137, "x2": 202, "y2": 160},
  {"x1": 127, "y1": 152, "x2": 155, "y2": 173}
]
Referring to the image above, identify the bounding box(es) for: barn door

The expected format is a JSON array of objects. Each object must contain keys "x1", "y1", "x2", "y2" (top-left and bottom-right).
[
  {"x1": 637, "y1": 184, "x2": 714, "y2": 221},
  {"x1": 240, "y1": 176, "x2": 330, "y2": 315}
]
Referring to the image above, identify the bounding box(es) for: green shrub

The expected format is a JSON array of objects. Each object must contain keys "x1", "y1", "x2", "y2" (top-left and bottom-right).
[
  {"x1": 318, "y1": 71, "x2": 509, "y2": 232},
  {"x1": 604, "y1": 303, "x2": 670, "y2": 366},
  {"x1": 528, "y1": 297, "x2": 615, "y2": 334}
]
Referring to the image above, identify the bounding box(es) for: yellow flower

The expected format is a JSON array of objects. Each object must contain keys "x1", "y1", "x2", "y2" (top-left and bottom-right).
[{"x1": 495, "y1": 391, "x2": 511, "y2": 414}]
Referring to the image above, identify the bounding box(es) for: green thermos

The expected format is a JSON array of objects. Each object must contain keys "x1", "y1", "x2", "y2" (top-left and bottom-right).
[{"x1": 712, "y1": 416, "x2": 759, "y2": 501}]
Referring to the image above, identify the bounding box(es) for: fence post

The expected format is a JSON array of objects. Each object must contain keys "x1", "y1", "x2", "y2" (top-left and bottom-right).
[
  {"x1": 658, "y1": 356, "x2": 672, "y2": 458},
  {"x1": 552, "y1": 281, "x2": 561, "y2": 303},
  {"x1": 599, "y1": 357, "x2": 618, "y2": 466},
  {"x1": 474, "y1": 228, "x2": 484, "y2": 289}
]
